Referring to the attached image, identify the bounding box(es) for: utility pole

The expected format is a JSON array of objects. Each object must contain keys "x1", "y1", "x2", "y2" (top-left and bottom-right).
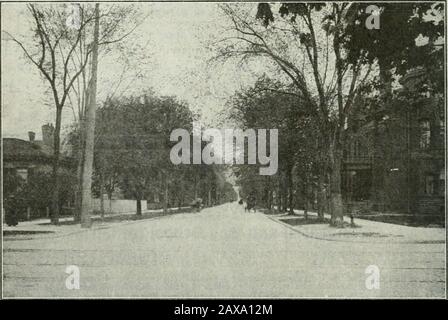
[{"x1": 81, "y1": 3, "x2": 100, "y2": 228}]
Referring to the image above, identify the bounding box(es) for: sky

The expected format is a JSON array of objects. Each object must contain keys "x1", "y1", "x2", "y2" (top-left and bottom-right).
[
  {"x1": 3, "y1": 2, "x2": 440, "y2": 142},
  {"x1": 1, "y1": 2, "x2": 260, "y2": 141}
]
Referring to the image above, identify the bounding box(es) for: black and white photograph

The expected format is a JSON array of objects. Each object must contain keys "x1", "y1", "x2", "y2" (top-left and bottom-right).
[{"x1": 1, "y1": 0, "x2": 446, "y2": 301}]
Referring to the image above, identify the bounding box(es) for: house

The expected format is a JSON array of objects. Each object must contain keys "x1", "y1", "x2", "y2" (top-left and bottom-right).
[
  {"x1": 342, "y1": 68, "x2": 445, "y2": 223},
  {"x1": 2, "y1": 124, "x2": 76, "y2": 220}
]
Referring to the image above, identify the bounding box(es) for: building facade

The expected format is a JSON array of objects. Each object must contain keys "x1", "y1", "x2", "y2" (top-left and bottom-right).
[
  {"x1": 342, "y1": 69, "x2": 445, "y2": 223},
  {"x1": 3, "y1": 124, "x2": 76, "y2": 220}
]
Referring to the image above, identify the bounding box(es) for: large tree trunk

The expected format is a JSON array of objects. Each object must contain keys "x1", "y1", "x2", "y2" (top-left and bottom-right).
[
  {"x1": 329, "y1": 22, "x2": 347, "y2": 226},
  {"x1": 163, "y1": 173, "x2": 168, "y2": 214},
  {"x1": 50, "y1": 106, "x2": 63, "y2": 225},
  {"x1": 317, "y1": 173, "x2": 326, "y2": 220},
  {"x1": 278, "y1": 172, "x2": 284, "y2": 212},
  {"x1": 276, "y1": 189, "x2": 281, "y2": 212},
  {"x1": 371, "y1": 110, "x2": 383, "y2": 211},
  {"x1": 329, "y1": 142, "x2": 344, "y2": 226},
  {"x1": 277, "y1": 186, "x2": 282, "y2": 213},
  {"x1": 136, "y1": 197, "x2": 142, "y2": 216},
  {"x1": 80, "y1": 4, "x2": 100, "y2": 228},
  {"x1": 370, "y1": 65, "x2": 390, "y2": 211},
  {"x1": 74, "y1": 118, "x2": 86, "y2": 223},
  {"x1": 303, "y1": 178, "x2": 309, "y2": 219},
  {"x1": 287, "y1": 166, "x2": 294, "y2": 214},
  {"x1": 100, "y1": 173, "x2": 105, "y2": 218},
  {"x1": 74, "y1": 143, "x2": 84, "y2": 222},
  {"x1": 265, "y1": 176, "x2": 271, "y2": 211},
  {"x1": 193, "y1": 173, "x2": 198, "y2": 199},
  {"x1": 108, "y1": 191, "x2": 113, "y2": 213},
  {"x1": 266, "y1": 187, "x2": 271, "y2": 211},
  {"x1": 282, "y1": 172, "x2": 288, "y2": 213}
]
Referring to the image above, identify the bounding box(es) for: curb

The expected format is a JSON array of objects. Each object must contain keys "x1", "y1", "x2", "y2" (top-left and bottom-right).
[
  {"x1": 3, "y1": 211, "x2": 184, "y2": 241},
  {"x1": 263, "y1": 213, "x2": 444, "y2": 245}
]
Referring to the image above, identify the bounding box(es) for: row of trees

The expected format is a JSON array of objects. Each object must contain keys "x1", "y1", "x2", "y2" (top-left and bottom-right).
[
  {"x1": 229, "y1": 78, "x2": 324, "y2": 217},
  {"x1": 218, "y1": 2, "x2": 443, "y2": 224},
  {"x1": 5, "y1": 90, "x2": 237, "y2": 219},
  {"x1": 89, "y1": 92, "x2": 236, "y2": 216},
  {"x1": 5, "y1": 3, "x2": 148, "y2": 224},
  {"x1": 7, "y1": 3, "x2": 239, "y2": 224}
]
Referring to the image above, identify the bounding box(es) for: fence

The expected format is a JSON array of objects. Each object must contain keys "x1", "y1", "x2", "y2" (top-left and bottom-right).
[{"x1": 92, "y1": 199, "x2": 147, "y2": 214}]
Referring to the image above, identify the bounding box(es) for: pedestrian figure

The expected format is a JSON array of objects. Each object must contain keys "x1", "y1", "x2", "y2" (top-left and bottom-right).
[
  {"x1": 191, "y1": 198, "x2": 203, "y2": 212},
  {"x1": 350, "y1": 213, "x2": 356, "y2": 227},
  {"x1": 5, "y1": 194, "x2": 19, "y2": 226},
  {"x1": 245, "y1": 193, "x2": 256, "y2": 213}
]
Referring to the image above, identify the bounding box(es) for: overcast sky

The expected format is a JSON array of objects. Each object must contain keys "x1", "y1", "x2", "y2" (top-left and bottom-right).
[{"x1": 1, "y1": 2, "x2": 260, "y2": 140}]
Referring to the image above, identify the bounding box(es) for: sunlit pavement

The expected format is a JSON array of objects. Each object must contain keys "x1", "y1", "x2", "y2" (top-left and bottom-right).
[{"x1": 3, "y1": 202, "x2": 445, "y2": 298}]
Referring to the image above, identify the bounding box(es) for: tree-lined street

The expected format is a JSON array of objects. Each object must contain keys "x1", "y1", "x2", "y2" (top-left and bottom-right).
[
  {"x1": 4, "y1": 203, "x2": 445, "y2": 298},
  {"x1": 2, "y1": 2, "x2": 445, "y2": 299}
]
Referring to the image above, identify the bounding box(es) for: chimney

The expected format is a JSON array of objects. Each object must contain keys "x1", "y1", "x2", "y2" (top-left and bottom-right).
[
  {"x1": 28, "y1": 131, "x2": 36, "y2": 142},
  {"x1": 42, "y1": 123, "x2": 54, "y2": 147}
]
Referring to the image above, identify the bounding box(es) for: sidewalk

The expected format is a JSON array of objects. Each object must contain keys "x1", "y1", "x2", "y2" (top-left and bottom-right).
[
  {"x1": 265, "y1": 209, "x2": 446, "y2": 244},
  {"x1": 3, "y1": 207, "x2": 191, "y2": 240}
]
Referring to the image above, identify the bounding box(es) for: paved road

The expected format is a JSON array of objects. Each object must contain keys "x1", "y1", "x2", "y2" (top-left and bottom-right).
[{"x1": 3, "y1": 202, "x2": 446, "y2": 298}]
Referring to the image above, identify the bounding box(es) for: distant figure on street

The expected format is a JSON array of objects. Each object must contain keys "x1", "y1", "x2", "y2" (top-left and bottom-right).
[
  {"x1": 238, "y1": 199, "x2": 243, "y2": 205},
  {"x1": 245, "y1": 194, "x2": 256, "y2": 213},
  {"x1": 5, "y1": 194, "x2": 19, "y2": 226},
  {"x1": 191, "y1": 198, "x2": 203, "y2": 212}
]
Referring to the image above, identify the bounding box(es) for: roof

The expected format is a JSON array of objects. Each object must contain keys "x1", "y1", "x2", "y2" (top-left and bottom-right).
[
  {"x1": 2, "y1": 138, "x2": 74, "y2": 166},
  {"x1": 32, "y1": 140, "x2": 54, "y2": 155},
  {"x1": 3, "y1": 138, "x2": 52, "y2": 161}
]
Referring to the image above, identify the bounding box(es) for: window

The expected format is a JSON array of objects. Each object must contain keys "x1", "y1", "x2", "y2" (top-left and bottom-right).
[
  {"x1": 419, "y1": 120, "x2": 431, "y2": 149},
  {"x1": 424, "y1": 174, "x2": 435, "y2": 195},
  {"x1": 354, "y1": 141, "x2": 360, "y2": 157},
  {"x1": 440, "y1": 120, "x2": 445, "y2": 140},
  {"x1": 16, "y1": 168, "x2": 28, "y2": 182},
  {"x1": 351, "y1": 141, "x2": 363, "y2": 158}
]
